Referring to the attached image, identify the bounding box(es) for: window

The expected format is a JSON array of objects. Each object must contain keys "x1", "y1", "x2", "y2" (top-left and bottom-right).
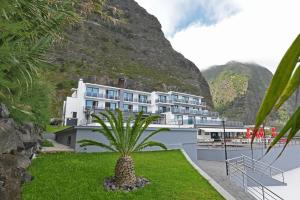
[
  {"x1": 198, "y1": 129, "x2": 202, "y2": 136},
  {"x1": 188, "y1": 116, "x2": 194, "y2": 124},
  {"x1": 105, "y1": 102, "x2": 117, "y2": 110},
  {"x1": 86, "y1": 87, "x2": 99, "y2": 97},
  {"x1": 193, "y1": 98, "x2": 199, "y2": 104},
  {"x1": 72, "y1": 112, "x2": 77, "y2": 118},
  {"x1": 159, "y1": 95, "x2": 167, "y2": 103},
  {"x1": 139, "y1": 95, "x2": 148, "y2": 103},
  {"x1": 139, "y1": 106, "x2": 147, "y2": 113},
  {"x1": 86, "y1": 100, "x2": 98, "y2": 109},
  {"x1": 124, "y1": 92, "x2": 133, "y2": 101},
  {"x1": 67, "y1": 136, "x2": 71, "y2": 145},
  {"x1": 172, "y1": 95, "x2": 178, "y2": 101},
  {"x1": 175, "y1": 115, "x2": 183, "y2": 124},
  {"x1": 171, "y1": 105, "x2": 179, "y2": 112},
  {"x1": 159, "y1": 106, "x2": 167, "y2": 113},
  {"x1": 123, "y1": 104, "x2": 132, "y2": 112},
  {"x1": 107, "y1": 90, "x2": 117, "y2": 99},
  {"x1": 86, "y1": 100, "x2": 93, "y2": 109},
  {"x1": 183, "y1": 96, "x2": 189, "y2": 103}
]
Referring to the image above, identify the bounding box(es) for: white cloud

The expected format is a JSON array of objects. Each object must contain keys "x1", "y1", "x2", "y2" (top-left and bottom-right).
[
  {"x1": 136, "y1": 0, "x2": 300, "y2": 73},
  {"x1": 135, "y1": 0, "x2": 238, "y2": 36}
]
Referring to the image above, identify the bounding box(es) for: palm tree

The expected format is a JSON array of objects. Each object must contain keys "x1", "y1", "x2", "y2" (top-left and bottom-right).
[{"x1": 78, "y1": 109, "x2": 170, "y2": 187}]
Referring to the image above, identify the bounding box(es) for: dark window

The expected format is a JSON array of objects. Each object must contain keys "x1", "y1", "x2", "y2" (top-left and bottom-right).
[
  {"x1": 86, "y1": 87, "x2": 99, "y2": 97},
  {"x1": 72, "y1": 112, "x2": 77, "y2": 118},
  {"x1": 159, "y1": 95, "x2": 167, "y2": 103},
  {"x1": 124, "y1": 92, "x2": 133, "y2": 101},
  {"x1": 139, "y1": 95, "x2": 148, "y2": 103},
  {"x1": 105, "y1": 102, "x2": 117, "y2": 110},
  {"x1": 107, "y1": 90, "x2": 117, "y2": 99},
  {"x1": 139, "y1": 106, "x2": 147, "y2": 112},
  {"x1": 123, "y1": 104, "x2": 133, "y2": 111},
  {"x1": 172, "y1": 95, "x2": 178, "y2": 101},
  {"x1": 85, "y1": 100, "x2": 98, "y2": 109},
  {"x1": 67, "y1": 136, "x2": 71, "y2": 145},
  {"x1": 183, "y1": 96, "x2": 189, "y2": 103},
  {"x1": 86, "y1": 100, "x2": 93, "y2": 109}
]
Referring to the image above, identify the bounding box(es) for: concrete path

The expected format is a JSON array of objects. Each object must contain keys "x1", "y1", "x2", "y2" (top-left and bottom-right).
[
  {"x1": 41, "y1": 139, "x2": 74, "y2": 153},
  {"x1": 198, "y1": 160, "x2": 257, "y2": 200}
]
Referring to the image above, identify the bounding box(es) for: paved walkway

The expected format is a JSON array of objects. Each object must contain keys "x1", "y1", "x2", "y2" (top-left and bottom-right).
[
  {"x1": 41, "y1": 139, "x2": 74, "y2": 153},
  {"x1": 198, "y1": 160, "x2": 256, "y2": 200}
]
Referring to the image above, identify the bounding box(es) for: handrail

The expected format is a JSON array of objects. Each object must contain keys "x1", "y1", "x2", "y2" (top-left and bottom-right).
[
  {"x1": 227, "y1": 161, "x2": 284, "y2": 200},
  {"x1": 240, "y1": 155, "x2": 285, "y2": 183},
  {"x1": 241, "y1": 155, "x2": 284, "y2": 173}
]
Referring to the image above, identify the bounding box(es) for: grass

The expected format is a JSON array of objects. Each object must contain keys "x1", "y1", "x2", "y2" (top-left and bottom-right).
[
  {"x1": 45, "y1": 125, "x2": 70, "y2": 133},
  {"x1": 22, "y1": 150, "x2": 224, "y2": 200},
  {"x1": 41, "y1": 140, "x2": 54, "y2": 147}
]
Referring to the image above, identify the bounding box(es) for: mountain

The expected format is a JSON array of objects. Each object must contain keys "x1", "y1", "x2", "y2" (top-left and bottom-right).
[
  {"x1": 203, "y1": 61, "x2": 293, "y2": 125},
  {"x1": 47, "y1": 0, "x2": 212, "y2": 116}
]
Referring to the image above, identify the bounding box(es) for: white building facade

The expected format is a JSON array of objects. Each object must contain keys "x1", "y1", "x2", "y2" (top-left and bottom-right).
[{"x1": 62, "y1": 79, "x2": 221, "y2": 126}]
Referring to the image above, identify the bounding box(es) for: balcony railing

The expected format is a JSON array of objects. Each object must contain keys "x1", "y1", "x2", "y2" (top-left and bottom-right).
[
  {"x1": 171, "y1": 98, "x2": 206, "y2": 106},
  {"x1": 133, "y1": 98, "x2": 151, "y2": 104},
  {"x1": 84, "y1": 106, "x2": 152, "y2": 114},
  {"x1": 85, "y1": 92, "x2": 120, "y2": 100},
  {"x1": 171, "y1": 108, "x2": 219, "y2": 117},
  {"x1": 155, "y1": 99, "x2": 171, "y2": 104}
]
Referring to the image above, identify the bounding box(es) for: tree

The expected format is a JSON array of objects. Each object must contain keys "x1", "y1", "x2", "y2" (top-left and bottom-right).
[
  {"x1": 0, "y1": 0, "x2": 107, "y2": 126},
  {"x1": 253, "y1": 34, "x2": 300, "y2": 157},
  {"x1": 78, "y1": 110, "x2": 170, "y2": 187}
]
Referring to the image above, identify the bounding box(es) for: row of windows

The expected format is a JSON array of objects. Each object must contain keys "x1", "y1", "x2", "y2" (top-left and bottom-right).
[
  {"x1": 87, "y1": 87, "x2": 200, "y2": 103},
  {"x1": 85, "y1": 100, "x2": 148, "y2": 112},
  {"x1": 87, "y1": 87, "x2": 149, "y2": 101}
]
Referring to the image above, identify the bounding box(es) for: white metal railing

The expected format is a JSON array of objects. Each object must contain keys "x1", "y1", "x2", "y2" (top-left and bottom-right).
[
  {"x1": 240, "y1": 155, "x2": 285, "y2": 183},
  {"x1": 227, "y1": 156, "x2": 284, "y2": 200}
]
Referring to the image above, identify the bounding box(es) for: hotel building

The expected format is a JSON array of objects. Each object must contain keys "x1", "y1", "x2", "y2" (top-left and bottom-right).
[{"x1": 62, "y1": 79, "x2": 221, "y2": 126}]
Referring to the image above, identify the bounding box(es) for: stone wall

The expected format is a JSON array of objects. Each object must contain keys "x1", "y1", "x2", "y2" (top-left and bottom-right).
[{"x1": 0, "y1": 103, "x2": 43, "y2": 200}]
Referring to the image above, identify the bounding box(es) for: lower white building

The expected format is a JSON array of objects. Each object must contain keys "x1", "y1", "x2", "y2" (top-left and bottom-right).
[{"x1": 62, "y1": 78, "x2": 222, "y2": 126}]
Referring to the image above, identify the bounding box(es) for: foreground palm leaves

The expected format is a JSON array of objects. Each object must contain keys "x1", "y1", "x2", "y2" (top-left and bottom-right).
[
  {"x1": 78, "y1": 109, "x2": 170, "y2": 188},
  {"x1": 253, "y1": 34, "x2": 300, "y2": 157}
]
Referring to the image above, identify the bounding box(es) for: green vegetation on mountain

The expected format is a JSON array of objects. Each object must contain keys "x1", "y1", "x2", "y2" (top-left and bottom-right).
[
  {"x1": 203, "y1": 61, "x2": 293, "y2": 125},
  {"x1": 0, "y1": 0, "x2": 82, "y2": 127},
  {"x1": 47, "y1": 0, "x2": 213, "y2": 117}
]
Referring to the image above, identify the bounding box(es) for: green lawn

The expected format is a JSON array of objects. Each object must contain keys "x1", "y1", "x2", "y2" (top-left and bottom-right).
[
  {"x1": 22, "y1": 150, "x2": 224, "y2": 200},
  {"x1": 45, "y1": 125, "x2": 70, "y2": 133},
  {"x1": 41, "y1": 140, "x2": 54, "y2": 147}
]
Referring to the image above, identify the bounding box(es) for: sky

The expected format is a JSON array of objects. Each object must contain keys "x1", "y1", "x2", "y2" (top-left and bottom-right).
[{"x1": 135, "y1": 0, "x2": 300, "y2": 73}]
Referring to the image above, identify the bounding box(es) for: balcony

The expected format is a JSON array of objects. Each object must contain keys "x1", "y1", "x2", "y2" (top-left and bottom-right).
[
  {"x1": 155, "y1": 99, "x2": 171, "y2": 104},
  {"x1": 171, "y1": 98, "x2": 206, "y2": 106},
  {"x1": 85, "y1": 92, "x2": 119, "y2": 100},
  {"x1": 133, "y1": 98, "x2": 151, "y2": 104},
  {"x1": 85, "y1": 92, "x2": 103, "y2": 98},
  {"x1": 170, "y1": 108, "x2": 219, "y2": 117},
  {"x1": 124, "y1": 97, "x2": 133, "y2": 102}
]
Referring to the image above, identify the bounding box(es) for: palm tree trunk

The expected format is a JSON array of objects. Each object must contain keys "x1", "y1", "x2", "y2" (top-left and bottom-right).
[{"x1": 114, "y1": 156, "x2": 136, "y2": 187}]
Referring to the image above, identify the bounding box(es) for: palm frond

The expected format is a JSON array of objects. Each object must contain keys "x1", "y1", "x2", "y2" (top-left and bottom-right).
[
  {"x1": 253, "y1": 34, "x2": 300, "y2": 143},
  {"x1": 134, "y1": 128, "x2": 170, "y2": 151},
  {"x1": 254, "y1": 35, "x2": 300, "y2": 128},
  {"x1": 134, "y1": 141, "x2": 167, "y2": 152},
  {"x1": 275, "y1": 66, "x2": 300, "y2": 109},
  {"x1": 91, "y1": 114, "x2": 120, "y2": 151},
  {"x1": 78, "y1": 139, "x2": 116, "y2": 152}
]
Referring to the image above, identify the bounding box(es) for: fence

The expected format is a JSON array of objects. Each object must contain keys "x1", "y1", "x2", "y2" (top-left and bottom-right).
[{"x1": 226, "y1": 156, "x2": 284, "y2": 200}]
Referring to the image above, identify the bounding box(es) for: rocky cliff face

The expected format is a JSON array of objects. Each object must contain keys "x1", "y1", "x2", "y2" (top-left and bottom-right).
[
  {"x1": 47, "y1": 0, "x2": 213, "y2": 115},
  {"x1": 0, "y1": 104, "x2": 42, "y2": 200},
  {"x1": 203, "y1": 61, "x2": 291, "y2": 125}
]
